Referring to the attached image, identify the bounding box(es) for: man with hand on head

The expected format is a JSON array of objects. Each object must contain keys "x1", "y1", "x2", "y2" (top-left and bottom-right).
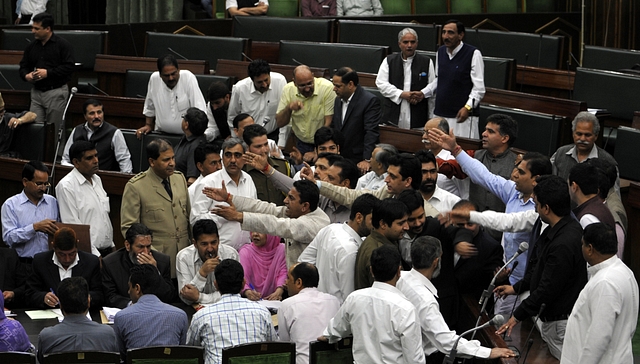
[
  {"x1": 176, "y1": 219, "x2": 239, "y2": 305},
  {"x1": 102, "y1": 223, "x2": 175, "y2": 308}
]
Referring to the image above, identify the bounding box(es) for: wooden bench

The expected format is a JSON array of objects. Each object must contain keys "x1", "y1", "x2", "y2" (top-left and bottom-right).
[
  {"x1": 483, "y1": 87, "x2": 585, "y2": 146},
  {"x1": 94, "y1": 54, "x2": 209, "y2": 96},
  {"x1": 379, "y1": 125, "x2": 481, "y2": 154}
]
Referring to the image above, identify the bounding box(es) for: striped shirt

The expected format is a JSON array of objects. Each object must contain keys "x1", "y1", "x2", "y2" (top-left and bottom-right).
[{"x1": 187, "y1": 294, "x2": 275, "y2": 364}]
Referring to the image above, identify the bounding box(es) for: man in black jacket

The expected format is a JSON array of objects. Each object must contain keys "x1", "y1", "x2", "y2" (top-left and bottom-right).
[{"x1": 102, "y1": 223, "x2": 176, "y2": 308}]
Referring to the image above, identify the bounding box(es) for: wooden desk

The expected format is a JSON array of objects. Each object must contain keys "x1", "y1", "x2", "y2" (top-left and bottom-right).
[
  {"x1": 68, "y1": 94, "x2": 146, "y2": 130},
  {"x1": 379, "y1": 125, "x2": 482, "y2": 154},
  {"x1": 216, "y1": 59, "x2": 329, "y2": 81},
  {"x1": 94, "y1": 54, "x2": 210, "y2": 96},
  {"x1": 516, "y1": 65, "x2": 575, "y2": 98},
  {"x1": 0, "y1": 50, "x2": 23, "y2": 64}
]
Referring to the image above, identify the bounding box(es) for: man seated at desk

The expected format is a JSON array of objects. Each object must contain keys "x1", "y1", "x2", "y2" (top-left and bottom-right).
[
  {"x1": 37, "y1": 277, "x2": 117, "y2": 363},
  {"x1": 226, "y1": 0, "x2": 269, "y2": 17},
  {"x1": 0, "y1": 92, "x2": 37, "y2": 157},
  {"x1": 102, "y1": 223, "x2": 176, "y2": 308},
  {"x1": 26, "y1": 228, "x2": 103, "y2": 309}
]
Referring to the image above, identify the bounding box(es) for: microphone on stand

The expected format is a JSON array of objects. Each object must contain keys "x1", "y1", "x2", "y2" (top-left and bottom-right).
[
  {"x1": 48, "y1": 86, "x2": 77, "y2": 196},
  {"x1": 241, "y1": 52, "x2": 253, "y2": 62},
  {"x1": 0, "y1": 70, "x2": 15, "y2": 90},
  {"x1": 443, "y1": 315, "x2": 505, "y2": 364},
  {"x1": 167, "y1": 47, "x2": 188, "y2": 60},
  {"x1": 479, "y1": 243, "x2": 528, "y2": 308},
  {"x1": 521, "y1": 304, "x2": 546, "y2": 364}
]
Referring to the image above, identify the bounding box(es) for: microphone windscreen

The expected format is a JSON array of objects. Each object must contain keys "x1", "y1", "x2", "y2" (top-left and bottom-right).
[{"x1": 71, "y1": 87, "x2": 78, "y2": 94}]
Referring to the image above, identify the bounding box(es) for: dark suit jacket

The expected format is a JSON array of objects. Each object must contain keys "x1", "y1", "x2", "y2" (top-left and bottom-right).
[
  {"x1": 26, "y1": 250, "x2": 103, "y2": 309},
  {"x1": 0, "y1": 247, "x2": 27, "y2": 308},
  {"x1": 331, "y1": 85, "x2": 381, "y2": 164},
  {"x1": 102, "y1": 248, "x2": 176, "y2": 308},
  {"x1": 454, "y1": 229, "x2": 504, "y2": 301}
]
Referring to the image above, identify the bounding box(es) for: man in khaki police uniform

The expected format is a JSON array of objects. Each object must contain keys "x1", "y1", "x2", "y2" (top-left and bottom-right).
[{"x1": 121, "y1": 138, "x2": 191, "y2": 277}]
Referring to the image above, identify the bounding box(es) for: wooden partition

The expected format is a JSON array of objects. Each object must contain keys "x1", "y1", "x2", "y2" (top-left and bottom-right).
[
  {"x1": 379, "y1": 125, "x2": 482, "y2": 153},
  {"x1": 94, "y1": 55, "x2": 209, "y2": 96}
]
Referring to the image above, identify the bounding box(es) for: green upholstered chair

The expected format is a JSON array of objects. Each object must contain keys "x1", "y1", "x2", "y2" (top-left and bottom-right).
[
  {"x1": 267, "y1": 0, "x2": 300, "y2": 17},
  {"x1": 414, "y1": 0, "x2": 448, "y2": 14},
  {"x1": 221, "y1": 342, "x2": 295, "y2": 364},
  {"x1": 379, "y1": 0, "x2": 412, "y2": 14},
  {"x1": 40, "y1": 351, "x2": 120, "y2": 364},
  {"x1": 127, "y1": 345, "x2": 204, "y2": 364},
  {"x1": 486, "y1": 0, "x2": 518, "y2": 12},
  {"x1": 450, "y1": 0, "x2": 482, "y2": 13},
  {"x1": 309, "y1": 338, "x2": 354, "y2": 364}
]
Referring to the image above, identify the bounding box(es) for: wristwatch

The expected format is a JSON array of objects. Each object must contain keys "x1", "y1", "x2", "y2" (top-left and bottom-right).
[{"x1": 464, "y1": 104, "x2": 472, "y2": 111}]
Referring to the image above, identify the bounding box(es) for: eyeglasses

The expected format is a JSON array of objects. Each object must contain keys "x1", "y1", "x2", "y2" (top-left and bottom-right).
[{"x1": 30, "y1": 181, "x2": 51, "y2": 188}]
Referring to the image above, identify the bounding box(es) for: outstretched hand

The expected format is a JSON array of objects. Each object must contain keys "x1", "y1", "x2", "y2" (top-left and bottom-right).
[
  {"x1": 428, "y1": 128, "x2": 458, "y2": 152},
  {"x1": 202, "y1": 181, "x2": 229, "y2": 202}
]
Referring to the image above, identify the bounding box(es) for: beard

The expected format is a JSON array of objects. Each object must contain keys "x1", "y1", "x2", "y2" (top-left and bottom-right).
[{"x1": 419, "y1": 178, "x2": 437, "y2": 194}]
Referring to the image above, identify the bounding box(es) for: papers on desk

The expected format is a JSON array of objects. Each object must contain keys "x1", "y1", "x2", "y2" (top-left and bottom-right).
[
  {"x1": 100, "y1": 307, "x2": 122, "y2": 324},
  {"x1": 26, "y1": 309, "x2": 91, "y2": 322},
  {"x1": 258, "y1": 300, "x2": 282, "y2": 311},
  {"x1": 4, "y1": 308, "x2": 17, "y2": 317}
]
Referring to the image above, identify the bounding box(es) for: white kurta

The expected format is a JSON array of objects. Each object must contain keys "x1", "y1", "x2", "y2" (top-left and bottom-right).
[{"x1": 561, "y1": 256, "x2": 639, "y2": 364}]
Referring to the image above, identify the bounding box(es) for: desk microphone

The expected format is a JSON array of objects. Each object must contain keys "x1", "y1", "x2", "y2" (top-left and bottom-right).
[
  {"x1": 89, "y1": 83, "x2": 109, "y2": 96},
  {"x1": 443, "y1": 315, "x2": 504, "y2": 364},
  {"x1": 241, "y1": 52, "x2": 253, "y2": 62},
  {"x1": 25, "y1": 38, "x2": 31, "y2": 43},
  {"x1": 291, "y1": 58, "x2": 303, "y2": 66},
  {"x1": 479, "y1": 242, "x2": 528, "y2": 307},
  {"x1": 167, "y1": 47, "x2": 188, "y2": 60},
  {"x1": 520, "y1": 303, "x2": 546, "y2": 364},
  {"x1": 49, "y1": 87, "x2": 77, "y2": 195}
]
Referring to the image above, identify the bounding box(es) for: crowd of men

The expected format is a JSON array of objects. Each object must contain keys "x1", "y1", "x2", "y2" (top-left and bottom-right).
[{"x1": 0, "y1": 12, "x2": 637, "y2": 364}]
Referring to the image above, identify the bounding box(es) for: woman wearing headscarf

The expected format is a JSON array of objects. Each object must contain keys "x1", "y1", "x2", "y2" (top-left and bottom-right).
[
  {"x1": 0, "y1": 290, "x2": 34, "y2": 353},
  {"x1": 239, "y1": 232, "x2": 287, "y2": 301}
]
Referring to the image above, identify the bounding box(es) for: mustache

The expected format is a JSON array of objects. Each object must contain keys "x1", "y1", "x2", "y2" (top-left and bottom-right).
[{"x1": 575, "y1": 140, "x2": 590, "y2": 145}]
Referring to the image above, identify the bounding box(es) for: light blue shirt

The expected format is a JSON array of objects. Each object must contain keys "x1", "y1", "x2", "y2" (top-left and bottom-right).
[
  {"x1": 1, "y1": 191, "x2": 59, "y2": 258},
  {"x1": 113, "y1": 294, "x2": 188, "y2": 359},
  {"x1": 456, "y1": 151, "x2": 534, "y2": 284}
]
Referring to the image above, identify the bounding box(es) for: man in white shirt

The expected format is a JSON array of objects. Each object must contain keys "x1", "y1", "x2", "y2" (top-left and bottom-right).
[
  {"x1": 191, "y1": 138, "x2": 256, "y2": 250},
  {"x1": 188, "y1": 142, "x2": 223, "y2": 205},
  {"x1": 226, "y1": 0, "x2": 269, "y2": 17},
  {"x1": 561, "y1": 223, "x2": 639, "y2": 364},
  {"x1": 356, "y1": 143, "x2": 397, "y2": 191},
  {"x1": 415, "y1": 149, "x2": 460, "y2": 214},
  {"x1": 138, "y1": 54, "x2": 206, "y2": 137},
  {"x1": 227, "y1": 59, "x2": 287, "y2": 146},
  {"x1": 397, "y1": 235, "x2": 515, "y2": 362},
  {"x1": 376, "y1": 28, "x2": 434, "y2": 130},
  {"x1": 56, "y1": 141, "x2": 114, "y2": 257},
  {"x1": 298, "y1": 193, "x2": 378, "y2": 303},
  {"x1": 278, "y1": 263, "x2": 340, "y2": 364},
  {"x1": 320, "y1": 245, "x2": 426, "y2": 364},
  {"x1": 177, "y1": 219, "x2": 239, "y2": 305},
  {"x1": 421, "y1": 20, "x2": 485, "y2": 138}
]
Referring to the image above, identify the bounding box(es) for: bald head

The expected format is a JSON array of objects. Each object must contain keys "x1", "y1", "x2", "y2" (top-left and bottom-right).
[
  {"x1": 293, "y1": 65, "x2": 315, "y2": 98},
  {"x1": 422, "y1": 117, "x2": 448, "y2": 150}
]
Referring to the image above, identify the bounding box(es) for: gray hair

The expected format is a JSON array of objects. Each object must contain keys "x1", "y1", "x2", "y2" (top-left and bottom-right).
[
  {"x1": 221, "y1": 137, "x2": 247, "y2": 153},
  {"x1": 398, "y1": 28, "x2": 418, "y2": 42},
  {"x1": 435, "y1": 117, "x2": 449, "y2": 134},
  {"x1": 411, "y1": 236, "x2": 442, "y2": 270},
  {"x1": 375, "y1": 143, "x2": 398, "y2": 170},
  {"x1": 571, "y1": 111, "x2": 600, "y2": 135}
]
